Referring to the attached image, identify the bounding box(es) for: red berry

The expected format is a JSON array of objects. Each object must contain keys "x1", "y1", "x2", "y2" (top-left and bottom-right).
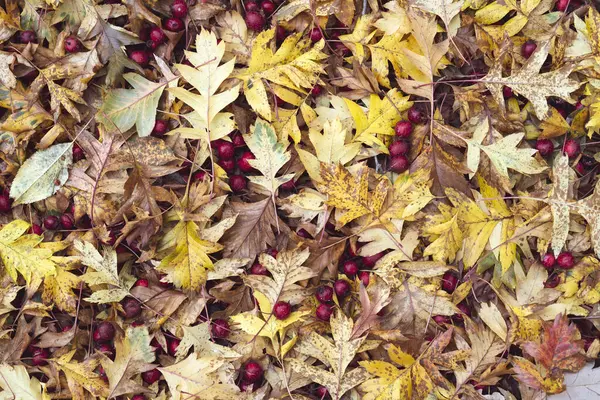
[
  {"x1": 576, "y1": 101, "x2": 584, "y2": 110},
  {"x1": 394, "y1": 121, "x2": 413, "y2": 137},
  {"x1": 535, "y1": 139, "x2": 554, "y2": 157},
  {"x1": 342, "y1": 260, "x2": 359, "y2": 276},
  {"x1": 315, "y1": 286, "x2": 334, "y2": 303},
  {"x1": 239, "y1": 381, "x2": 256, "y2": 392},
  {"x1": 171, "y1": 1, "x2": 188, "y2": 18},
  {"x1": 389, "y1": 155, "x2": 409, "y2": 173},
  {"x1": 564, "y1": 139, "x2": 580, "y2": 158},
  {"x1": 230, "y1": 174, "x2": 247, "y2": 193},
  {"x1": 242, "y1": 361, "x2": 263, "y2": 382},
  {"x1": 544, "y1": 274, "x2": 560, "y2": 288},
  {"x1": 433, "y1": 315, "x2": 450, "y2": 324},
  {"x1": 316, "y1": 303, "x2": 333, "y2": 321},
  {"x1": 60, "y1": 213, "x2": 74, "y2": 230},
  {"x1": 153, "y1": 119, "x2": 168, "y2": 136},
  {"x1": 316, "y1": 386, "x2": 328, "y2": 398},
  {"x1": 217, "y1": 141, "x2": 235, "y2": 160},
  {"x1": 334, "y1": 279, "x2": 351, "y2": 297},
  {"x1": 250, "y1": 262, "x2": 268, "y2": 275},
  {"x1": 146, "y1": 39, "x2": 159, "y2": 50},
  {"x1": 134, "y1": 278, "x2": 149, "y2": 287},
  {"x1": 132, "y1": 396, "x2": 146, "y2": 400},
  {"x1": 62, "y1": 324, "x2": 72, "y2": 332},
  {"x1": 142, "y1": 368, "x2": 161, "y2": 384},
  {"x1": 245, "y1": 1, "x2": 259, "y2": 11},
  {"x1": 556, "y1": 0, "x2": 568, "y2": 11},
  {"x1": 129, "y1": 49, "x2": 149, "y2": 65},
  {"x1": 273, "y1": 301, "x2": 291, "y2": 320},
  {"x1": 231, "y1": 132, "x2": 246, "y2": 147},
  {"x1": 265, "y1": 248, "x2": 278, "y2": 258},
  {"x1": 275, "y1": 25, "x2": 287, "y2": 42},
  {"x1": 219, "y1": 159, "x2": 235, "y2": 174},
  {"x1": 43, "y1": 215, "x2": 60, "y2": 230},
  {"x1": 541, "y1": 253, "x2": 555, "y2": 269},
  {"x1": 245, "y1": 11, "x2": 265, "y2": 32},
  {"x1": 93, "y1": 321, "x2": 115, "y2": 343},
  {"x1": 98, "y1": 366, "x2": 108, "y2": 382},
  {"x1": 296, "y1": 228, "x2": 311, "y2": 239},
  {"x1": 362, "y1": 252, "x2": 384, "y2": 268},
  {"x1": 310, "y1": 27, "x2": 323, "y2": 42},
  {"x1": 237, "y1": 151, "x2": 256, "y2": 173},
  {"x1": 167, "y1": 338, "x2": 180, "y2": 356},
  {"x1": 73, "y1": 144, "x2": 85, "y2": 161},
  {"x1": 19, "y1": 30, "x2": 37, "y2": 44},
  {"x1": 131, "y1": 320, "x2": 144, "y2": 327},
  {"x1": 358, "y1": 271, "x2": 370, "y2": 286},
  {"x1": 556, "y1": 252, "x2": 575, "y2": 269},
  {"x1": 521, "y1": 40, "x2": 537, "y2": 58},
  {"x1": 149, "y1": 27, "x2": 166, "y2": 43},
  {"x1": 335, "y1": 42, "x2": 350, "y2": 56},
  {"x1": 96, "y1": 343, "x2": 115, "y2": 359},
  {"x1": 441, "y1": 271, "x2": 458, "y2": 293},
  {"x1": 454, "y1": 302, "x2": 471, "y2": 321},
  {"x1": 311, "y1": 85, "x2": 322, "y2": 96},
  {"x1": 389, "y1": 140, "x2": 409, "y2": 156},
  {"x1": 502, "y1": 86, "x2": 513, "y2": 98},
  {"x1": 192, "y1": 171, "x2": 206, "y2": 181},
  {"x1": 280, "y1": 178, "x2": 296, "y2": 191},
  {"x1": 576, "y1": 162, "x2": 586, "y2": 175},
  {"x1": 260, "y1": 0, "x2": 275, "y2": 14},
  {"x1": 64, "y1": 36, "x2": 81, "y2": 53},
  {"x1": 211, "y1": 319, "x2": 230, "y2": 338},
  {"x1": 31, "y1": 347, "x2": 49, "y2": 366},
  {"x1": 122, "y1": 298, "x2": 142, "y2": 319},
  {"x1": 164, "y1": 17, "x2": 184, "y2": 32},
  {"x1": 407, "y1": 107, "x2": 424, "y2": 124},
  {"x1": 0, "y1": 194, "x2": 11, "y2": 213},
  {"x1": 31, "y1": 224, "x2": 43, "y2": 235}
]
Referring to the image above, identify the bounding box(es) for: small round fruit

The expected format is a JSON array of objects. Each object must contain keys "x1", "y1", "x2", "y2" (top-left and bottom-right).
[
  {"x1": 389, "y1": 155, "x2": 409, "y2": 173},
  {"x1": 134, "y1": 278, "x2": 149, "y2": 287},
  {"x1": 260, "y1": 0, "x2": 275, "y2": 14},
  {"x1": 211, "y1": 319, "x2": 230, "y2": 338},
  {"x1": 237, "y1": 151, "x2": 256, "y2": 173},
  {"x1": 535, "y1": 139, "x2": 554, "y2": 157},
  {"x1": 342, "y1": 260, "x2": 359, "y2": 276},
  {"x1": 311, "y1": 85, "x2": 322, "y2": 96},
  {"x1": 273, "y1": 301, "x2": 291, "y2": 320},
  {"x1": 171, "y1": 1, "x2": 188, "y2": 18},
  {"x1": 334, "y1": 279, "x2": 351, "y2": 297},
  {"x1": 362, "y1": 252, "x2": 384, "y2": 268},
  {"x1": 280, "y1": 178, "x2": 295, "y2": 191},
  {"x1": 315, "y1": 286, "x2": 334, "y2": 303},
  {"x1": 129, "y1": 50, "x2": 149, "y2": 65},
  {"x1": 521, "y1": 40, "x2": 537, "y2": 58},
  {"x1": 556, "y1": 252, "x2": 575, "y2": 269},
  {"x1": 239, "y1": 381, "x2": 255, "y2": 392},
  {"x1": 265, "y1": 248, "x2": 278, "y2": 258},
  {"x1": 152, "y1": 119, "x2": 168, "y2": 136},
  {"x1": 93, "y1": 321, "x2": 116, "y2": 343},
  {"x1": 309, "y1": 27, "x2": 323, "y2": 42},
  {"x1": 358, "y1": 271, "x2": 370, "y2": 286},
  {"x1": 217, "y1": 141, "x2": 235, "y2": 160},
  {"x1": 245, "y1": 11, "x2": 265, "y2": 32},
  {"x1": 394, "y1": 120, "x2": 413, "y2": 137},
  {"x1": 142, "y1": 368, "x2": 161, "y2": 384},
  {"x1": 60, "y1": 213, "x2": 74, "y2": 230},
  {"x1": 149, "y1": 26, "x2": 166, "y2": 43},
  {"x1": 96, "y1": 343, "x2": 115, "y2": 359},
  {"x1": 242, "y1": 361, "x2": 263, "y2": 383},
  {"x1": 541, "y1": 253, "x2": 555, "y2": 269},
  {"x1": 231, "y1": 132, "x2": 246, "y2": 147},
  {"x1": 0, "y1": 194, "x2": 11, "y2": 213},
  {"x1": 31, "y1": 224, "x2": 43, "y2": 235},
  {"x1": 167, "y1": 338, "x2": 180, "y2": 356},
  {"x1": 43, "y1": 215, "x2": 60, "y2": 230},
  {"x1": 316, "y1": 386, "x2": 328, "y2": 398},
  {"x1": 19, "y1": 30, "x2": 37, "y2": 44},
  {"x1": 555, "y1": 0, "x2": 569, "y2": 11},
  {"x1": 250, "y1": 262, "x2": 268, "y2": 275},
  {"x1": 544, "y1": 274, "x2": 561, "y2": 288},
  {"x1": 296, "y1": 228, "x2": 311, "y2": 239},
  {"x1": 230, "y1": 174, "x2": 247, "y2": 193},
  {"x1": 454, "y1": 302, "x2": 471, "y2": 321},
  {"x1": 64, "y1": 36, "x2": 81, "y2": 53},
  {"x1": 407, "y1": 107, "x2": 424, "y2": 124},
  {"x1": 389, "y1": 140, "x2": 409, "y2": 156},
  {"x1": 275, "y1": 25, "x2": 287, "y2": 42},
  {"x1": 219, "y1": 159, "x2": 235, "y2": 174},
  {"x1": 164, "y1": 17, "x2": 184, "y2": 32},
  {"x1": 31, "y1": 347, "x2": 49, "y2": 366},
  {"x1": 73, "y1": 144, "x2": 85, "y2": 161},
  {"x1": 122, "y1": 298, "x2": 142, "y2": 319},
  {"x1": 564, "y1": 139, "x2": 580, "y2": 158},
  {"x1": 433, "y1": 315, "x2": 450, "y2": 324},
  {"x1": 245, "y1": 1, "x2": 259, "y2": 11},
  {"x1": 441, "y1": 271, "x2": 458, "y2": 293},
  {"x1": 316, "y1": 303, "x2": 333, "y2": 321}
]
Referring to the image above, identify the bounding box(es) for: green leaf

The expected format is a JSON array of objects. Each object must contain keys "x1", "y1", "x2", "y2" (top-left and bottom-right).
[{"x1": 9, "y1": 143, "x2": 72, "y2": 205}]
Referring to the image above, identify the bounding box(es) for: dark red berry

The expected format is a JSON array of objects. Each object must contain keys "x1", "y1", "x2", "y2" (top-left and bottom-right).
[
  {"x1": 152, "y1": 119, "x2": 168, "y2": 136},
  {"x1": 122, "y1": 298, "x2": 142, "y2": 319},
  {"x1": 315, "y1": 286, "x2": 334, "y2": 303},
  {"x1": 132, "y1": 396, "x2": 146, "y2": 400},
  {"x1": 541, "y1": 253, "x2": 555, "y2": 269},
  {"x1": 135, "y1": 278, "x2": 149, "y2": 287},
  {"x1": 389, "y1": 140, "x2": 409, "y2": 156},
  {"x1": 96, "y1": 343, "x2": 115, "y2": 359},
  {"x1": 273, "y1": 301, "x2": 291, "y2": 320},
  {"x1": 441, "y1": 271, "x2": 458, "y2": 293},
  {"x1": 310, "y1": 27, "x2": 323, "y2": 42},
  {"x1": 192, "y1": 171, "x2": 206, "y2": 181},
  {"x1": 502, "y1": 86, "x2": 513, "y2": 98},
  {"x1": 265, "y1": 248, "x2": 278, "y2": 258},
  {"x1": 358, "y1": 271, "x2": 370, "y2": 286},
  {"x1": 245, "y1": 11, "x2": 265, "y2": 32},
  {"x1": 394, "y1": 121, "x2": 413, "y2": 137},
  {"x1": 242, "y1": 361, "x2": 263, "y2": 383},
  {"x1": 98, "y1": 366, "x2": 108, "y2": 382},
  {"x1": 556, "y1": 0, "x2": 569, "y2": 11},
  {"x1": 362, "y1": 252, "x2": 384, "y2": 268},
  {"x1": 581, "y1": 156, "x2": 596, "y2": 168},
  {"x1": 311, "y1": 85, "x2": 322, "y2": 96},
  {"x1": 276, "y1": 25, "x2": 287, "y2": 42},
  {"x1": 296, "y1": 228, "x2": 311, "y2": 239},
  {"x1": 238, "y1": 151, "x2": 256, "y2": 173},
  {"x1": 167, "y1": 338, "x2": 180, "y2": 356},
  {"x1": 164, "y1": 17, "x2": 184, "y2": 32},
  {"x1": 316, "y1": 386, "x2": 328, "y2": 398},
  {"x1": 280, "y1": 178, "x2": 296, "y2": 191},
  {"x1": 60, "y1": 213, "x2": 74, "y2": 230},
  {"x1": 407, "y1": 107, "x2": 424, "y2": 124},
  {"x1": 564, "y1": 139, "x2": 580, "y2": 158},
  {"x1": 535, "y1": 139, "x2": 554, "y2": 157},
  {"x1": 149, "y1": 27, "x2": 166, "y2": 43},
  {"x1": 454, "y1": 302, "x2": 471, "y2": 321},
  {"x1": 73, "y1": 144, "x2": 85, "y2": 161},
  {"x1": 576, "y1": 162, "x2": 586, "y2": 175},
  {"x1": 544, "y1": 274, "x2": 560, "y2": 288},
  {"x1": 129, "y1": 50, "x2": 149, "y2": 65},
  {"x1": 43, "y1": 215, "x2": 60, "y2": 230},
  {"x1": 316, "y1": 303, "x2": 333, "y2": 321},
  {"x1": 31, "y1": 347, "x2": 49, "y2": 366},
  {"x1": 239, "y1": 381, "x2": 256, "y2": 392},
  {"x1": 230, "y1": 174, "x2": 247, "y2": 193},
  {"x1": 171, "y1": 1, "x2": 188, "y2": 18},
  {"x1": 142, "y1": 368, "x2": 161, "y2": 384},
  {"x1": 93, "y1": 321, "x2": 115, "y2": 343},
  {"x1": 64, "y1": 36, "x2": 81, "y2": 53},
  {"x1": 245, "y1": 1, "x2": 259, "y2": 11},
  {"x1": 260, "y1": 0, "x2": 275, "y2": 14},
  {"x1": 62, "y1": 325, "x2": 72, "y2": 332},
  {"x1": 342, "y1": 260, "x2": 359, "y2": 276},
  {"x1": 31, "y1": 224, "x2": 43, "y2": 235},
  {"x1": 433, "y1": 315, "x2": 450, "y2": 324},
  {"x1": 389, "y1": 155, "x2": 409, "y2": 173},
  {"x1": 146, "y1": 39, "x2": 159, "y2": 51},
  {"x1": 250, "y1": 262, "x2": 268, "y2": 275},
  {"x1": 211, "y1": 319, "x2": 230, "y2": 338},
  {"x1": 19, "y1": 30, "x2": 37, "y2": 44},
  {"x1": 231, "y1": 132, "x2": 246, "y2": 147},
  {"x1": 217, "y1": 141, "x2": 235, "y2": 160},
  {"x1": 556, "y1": 252, "x2": 575, "y2": 269},
  {"x1": 521, "y1": 40, "x2": 537, "y2": 58},
  {"x1": 335, "y1": 42, "x2": 350, "y2": 56},
  {"x1": 0, "y1": 194, "x2": 11, "y2": 213},
  {"x1": 219, "y1": 159, "x2": 235, "y2": 174},
  {"x1": 334, "y1": 279, "x2": 351, "y2": 297}
]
